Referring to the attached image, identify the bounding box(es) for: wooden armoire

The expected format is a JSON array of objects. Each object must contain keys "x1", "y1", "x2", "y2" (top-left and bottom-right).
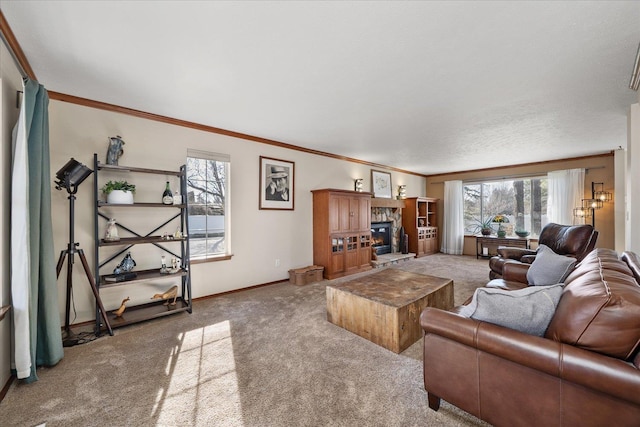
[{"x1": 312, "y1": 189, "x2": 372, "y2": 279}]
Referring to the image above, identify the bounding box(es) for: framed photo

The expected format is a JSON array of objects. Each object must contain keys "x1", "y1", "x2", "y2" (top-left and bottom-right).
[
  {"x1": 371, "y1": 170, "x2": 392, "y2": 199},
  {"x1": 259, "y1": 156, "x2": 295, "y2": 210}
]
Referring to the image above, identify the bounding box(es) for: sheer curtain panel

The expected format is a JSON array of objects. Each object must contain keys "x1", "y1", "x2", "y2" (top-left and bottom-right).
[
  {"x1": 441, "y1": 180, "x2": 464, "y2": 255},
  {"x1": 547, "y1": 168, "x2": 585, "y2": 225}
]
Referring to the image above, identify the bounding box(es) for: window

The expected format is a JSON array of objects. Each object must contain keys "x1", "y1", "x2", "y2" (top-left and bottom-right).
[
  {"x1": 463, "y1": 177, "x2": 548, "y2": 237},
  {"x1": 186, "y1": 149, "x2": 230, "y2": 260}
]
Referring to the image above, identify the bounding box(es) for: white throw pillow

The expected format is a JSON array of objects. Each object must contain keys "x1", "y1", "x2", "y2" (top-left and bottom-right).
[{"x1": 526, "y1": 244, "x2": 577, "y2": 286}]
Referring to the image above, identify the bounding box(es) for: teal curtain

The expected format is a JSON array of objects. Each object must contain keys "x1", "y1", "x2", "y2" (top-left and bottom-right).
[{"x1": 21, "y1": 78, "x2": 63, "y2": 383}]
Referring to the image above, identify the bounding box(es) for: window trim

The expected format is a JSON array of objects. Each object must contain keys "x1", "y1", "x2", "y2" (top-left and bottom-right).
[
  {"x1": 462, "y1": 175, "x2": 548, "y2": 237},
  {"x1": 186, "y1": 150, "x2": 231, "y2": 261}
]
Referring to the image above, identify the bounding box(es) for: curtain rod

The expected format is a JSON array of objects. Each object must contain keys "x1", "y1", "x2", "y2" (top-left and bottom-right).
[
  {"x1": 0, "y1": 33, "x2": 27, "y2": 79},
  {"x1": 0, "y1": 11, "x2": 31, "y2": 79},
  {"x1": 429, "y1": 166, "x2": 605, "y2": 185}
]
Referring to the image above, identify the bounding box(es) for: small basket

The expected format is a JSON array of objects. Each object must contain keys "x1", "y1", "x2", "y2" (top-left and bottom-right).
[{"x1": 288, "y1": 265, "x2": 324, "y2": 285}]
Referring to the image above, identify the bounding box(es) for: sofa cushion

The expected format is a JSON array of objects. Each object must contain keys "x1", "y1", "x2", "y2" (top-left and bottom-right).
[
  {"x1": 545, "y1": 248, "x2": 640, "y2": 360},
  {"x1": 486, "y1": 278, "x2": 528, "y2": 291},
  {"x1": 459, "y1": 284, "x2": 564, "y2": 336},
  {"x1": 526, "y1": 244, "x2": 576, "y2": 286}
]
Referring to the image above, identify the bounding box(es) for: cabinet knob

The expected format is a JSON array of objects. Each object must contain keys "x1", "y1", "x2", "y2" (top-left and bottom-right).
[{"x1": 350, "y1": 211, "x2": 354, "y2": 217}]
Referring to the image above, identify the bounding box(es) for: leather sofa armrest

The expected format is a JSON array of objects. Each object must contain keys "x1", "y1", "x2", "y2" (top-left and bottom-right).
[
  {"x1": 420, "y1": 307, "x2": 640, "y2": 406},
  {"x1": 520, "y1": 254, "x2": 536, "y2": 264},
  {"x1": 502, "y1": 261, "x2": 530, "y2": 283},
  {"x1": 496, "y1": 247, "x2": 536, "y2": 260}
]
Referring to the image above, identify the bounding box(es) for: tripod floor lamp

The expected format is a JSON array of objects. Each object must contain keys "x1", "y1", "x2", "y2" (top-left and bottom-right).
[{"x1": 55, "y1": 158, "x2": 112, "y2": 346}]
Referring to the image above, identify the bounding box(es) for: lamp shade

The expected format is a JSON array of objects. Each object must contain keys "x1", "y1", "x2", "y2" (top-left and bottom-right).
[
  {"x1": 573, "y1": 206, "x2": 592, "y2": 218},
  {"x1": 592, "y1": 182, "x2": 612, "y2": 202},
  {"x1": 55, "y1": 158, "x2": 92, "y2": 189},
  {"x1": 583, "y1": 198, "x2": 603, "y2": 210}
]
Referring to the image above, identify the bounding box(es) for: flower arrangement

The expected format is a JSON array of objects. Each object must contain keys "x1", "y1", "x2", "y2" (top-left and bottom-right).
[
  {"x1": 492, "y1": 214, "x2": 509, "y2": 223},
  {"x1": 491, "y1": 214, "x2": 510, "y2": 237}
]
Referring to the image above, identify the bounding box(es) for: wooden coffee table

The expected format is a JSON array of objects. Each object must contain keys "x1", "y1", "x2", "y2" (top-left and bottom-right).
[{"x1": 326, "y1": 269, "x2": 453, "y2": 353}]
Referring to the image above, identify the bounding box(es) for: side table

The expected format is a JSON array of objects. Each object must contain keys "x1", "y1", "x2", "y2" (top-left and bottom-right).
[{"x1": 476, "y1": 235, "x2": 530, "y2": 259}]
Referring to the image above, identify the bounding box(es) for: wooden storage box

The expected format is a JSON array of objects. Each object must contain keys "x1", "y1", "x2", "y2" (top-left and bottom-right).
[{"x1": 289, "y1": 265, "x2": 324, "y2": 285}]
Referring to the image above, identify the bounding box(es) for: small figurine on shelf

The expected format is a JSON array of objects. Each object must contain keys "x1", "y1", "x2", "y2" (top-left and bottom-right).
[
  {"x1": 113, "y1": 252, "x2": 136, "y2": 275},
  {"x1": 104, "y1": 218, "x2": 120, "y2": 242},
  {"x1": 173, "y1": 228, "x2": 182, "y2": 239},
  {"x1": 113, "y1": 297, "x2": 130, "y2": 317},
  {"x1": 106, "y1": 135, "x2": 125, "y2": 165},
  {"x1": 151, "y1": 285, "x2": 178, "y2": 306},
  {"x1": 170, "y1": 257, "x2": 180, "y2": 273},
  {"x1": 160, "y1": 255, "x2": 169, "y2": 274}
]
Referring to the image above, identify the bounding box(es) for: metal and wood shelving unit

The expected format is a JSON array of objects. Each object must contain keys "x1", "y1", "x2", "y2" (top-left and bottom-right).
[{"x1": 93, "y1": 153, "x2": 192, "y2": 333}]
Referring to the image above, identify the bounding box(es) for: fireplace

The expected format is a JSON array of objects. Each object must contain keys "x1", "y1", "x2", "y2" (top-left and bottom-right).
[{"x1": 371, "y1": 221, "x2": 393, "y2": 255}]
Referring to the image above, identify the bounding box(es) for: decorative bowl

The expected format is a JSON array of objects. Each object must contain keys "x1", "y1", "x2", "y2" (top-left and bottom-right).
[{"x1": 515, "y1": 230, "x2": 530, "y2": 238}]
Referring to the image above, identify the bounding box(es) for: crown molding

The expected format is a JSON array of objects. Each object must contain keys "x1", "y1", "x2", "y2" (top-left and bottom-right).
[{"x1": 48, "y1": 91, "x2": 428, "y2": 178}]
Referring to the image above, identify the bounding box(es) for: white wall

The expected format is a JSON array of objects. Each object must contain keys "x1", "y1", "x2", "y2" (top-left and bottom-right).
[
  {"x1": 627, "y1": 103, "x2": 640, "y2": 253},
  {"x1": 614, "y1": 147, "x2": 626, "y2": 253},
  {"x1": 0, "y1": 43, "x2": 24, "y2": 392},
  {"x1": 49, "y1": 100, "x2": 426, "y2": 323}
]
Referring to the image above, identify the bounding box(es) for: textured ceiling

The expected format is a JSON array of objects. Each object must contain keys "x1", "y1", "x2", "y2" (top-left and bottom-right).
[{"x1": 2, "y1": 1, "x2": 639, "y2": 175}]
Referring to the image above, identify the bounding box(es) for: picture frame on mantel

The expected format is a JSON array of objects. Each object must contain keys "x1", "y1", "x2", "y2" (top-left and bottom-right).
[
  {"x1": 371, "y1": 170, "x2": 392, "y2": 199},
  {"x1": 259, "y1": 156, "x2": 295, "y2": 210}
]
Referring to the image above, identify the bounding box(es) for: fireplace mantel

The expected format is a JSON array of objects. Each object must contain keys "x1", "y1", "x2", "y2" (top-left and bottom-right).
[{"x1": 371, "y1": 198, "x2": 405, "y2": 209}]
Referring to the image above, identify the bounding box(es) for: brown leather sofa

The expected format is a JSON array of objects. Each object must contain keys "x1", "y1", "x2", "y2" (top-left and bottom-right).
[
  {"x1": 489, "y1": 223, "x2": 598, "y2": 280},
  {"x1": 420, "y1": 248, "x2": 640, "y2": 426}
]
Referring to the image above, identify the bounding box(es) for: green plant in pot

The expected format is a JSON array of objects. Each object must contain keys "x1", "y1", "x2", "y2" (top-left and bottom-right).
[
  {"x1": 102, "y1": 180, "x2": 136, "y2": 204},
  {"x1": 471, "y1": 217, "x2": 494, "y2": 236}
]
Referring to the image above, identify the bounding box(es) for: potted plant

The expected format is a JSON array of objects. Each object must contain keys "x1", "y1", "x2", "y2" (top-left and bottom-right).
[
  {"x1": 471, "y1": 217, "x2": 494, "y2": 236},
  {"x1": 101, "y1": 180, "x2": 136, "y2": 204}
]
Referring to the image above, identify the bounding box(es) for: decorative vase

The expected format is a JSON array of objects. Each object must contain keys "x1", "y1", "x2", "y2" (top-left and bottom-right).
[
  {"x1": 481, "y1": 228, "x2": 491, "y2": 236},
  {"x1": 497, "y1": 225, "x2": 507, "y2": 238},
  {"x1": 107, "y1": 190, "x2": 134, "y2": 204},
  {"x1": 104, "y1": 218, "x2": 120, "y2": 241}
]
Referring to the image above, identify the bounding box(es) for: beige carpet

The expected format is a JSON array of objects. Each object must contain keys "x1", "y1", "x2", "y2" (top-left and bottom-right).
[{"x1": 0, "y1": 254, "x2": 490, "y2": 427}]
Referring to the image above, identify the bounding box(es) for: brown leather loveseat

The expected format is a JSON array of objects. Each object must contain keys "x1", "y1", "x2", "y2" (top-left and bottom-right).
[
  {"x1": 489, "y1": 223, "x2": 598, "y2": 280},
  {"x1": 420, "y1": 248, "x2": 640, "y2": 426}
]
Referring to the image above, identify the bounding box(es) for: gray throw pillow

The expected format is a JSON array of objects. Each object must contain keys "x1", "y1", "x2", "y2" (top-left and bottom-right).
[
  {"x1": 526, "y1": 244, "x2": 577, "y2": 286},
  {"x1": 459, "y1": 284, "x2": 564, "y2": 336}
]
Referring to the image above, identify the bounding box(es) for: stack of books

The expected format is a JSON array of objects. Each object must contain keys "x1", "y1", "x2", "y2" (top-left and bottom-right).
[{"x1": 104, "y1": 272, "x2": 137, "y2": 283}]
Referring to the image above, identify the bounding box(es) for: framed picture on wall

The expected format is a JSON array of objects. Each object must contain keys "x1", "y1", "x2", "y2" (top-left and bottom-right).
[
  {"x1": 371, "y1": 170, "x2": 392, "y2": 199},
  {"x1": 259, "y1": 156, "x2": 295, "y2": 210}
]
